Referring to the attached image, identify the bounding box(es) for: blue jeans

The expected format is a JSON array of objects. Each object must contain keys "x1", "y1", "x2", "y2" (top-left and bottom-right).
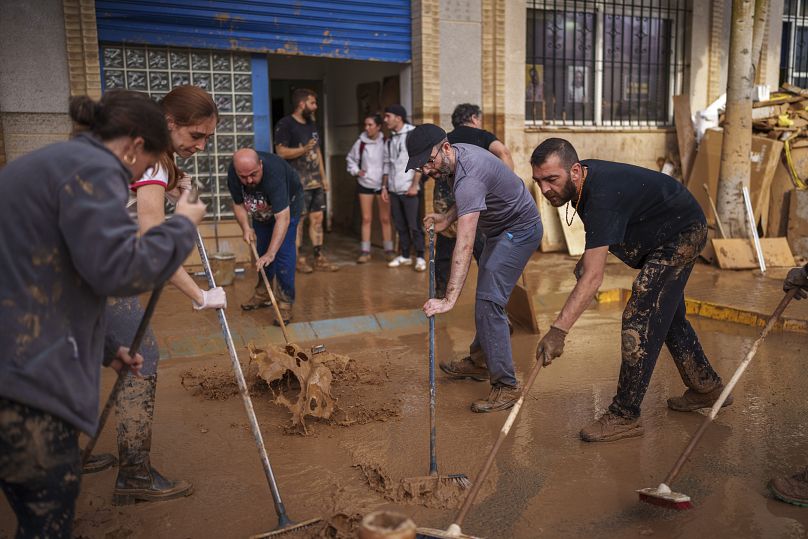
[
  {"x1": 472, "y1": 222, "x2": 542, "y2": 387},
  {"x1": 254, "y1": 216, "x2": 299, "y2": 304}
]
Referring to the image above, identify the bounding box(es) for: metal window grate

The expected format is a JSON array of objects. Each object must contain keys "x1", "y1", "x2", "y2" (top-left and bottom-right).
[
  {"x1": 101, "y1": 43, "x2": 255, "y2": 220},
  {"x1": 526, "y1": 0, "x2": 690, "y2": 127},
  {"x1": 781, "y1": 0, "x2": 808, "y2": 87}
]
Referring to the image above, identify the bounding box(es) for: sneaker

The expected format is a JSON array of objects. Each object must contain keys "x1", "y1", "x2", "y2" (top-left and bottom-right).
[
  {"x1": 580, "y1": 411, "x2": 644, "y2": 442},
  {"x1": 387, "y1": 255, "x2": 413, "y2": 268},
  {"x1": 439, "y1": 357, "x2": 489, "y2": 381},
  {"x1": 384, "y1": 250, "x2": 397, "y2": 262},
  {"x1": 471, "y1": 385, "x2": 521, "y2": 413},
  {"x1": 414, "y1": 257, "x2": 427, "y2": 272},
  {"x1": 667, "y1": 385, "x2": 733, "y2": 412},
  {"x1": 314, "y1": 254, "x2": 339, "y2": 272},
  {"x1": 297, "y1": 256, "x2": 314, "y2": 274},
  {"x1": 240, "y1": 290, "x2": 272, "y2": 311},
  {"x1": 770, "y1": 466, "x2": 808, "y2": 507},
  {"x1": 357, "y1": 251, "x2": 371, "y2": 264}
]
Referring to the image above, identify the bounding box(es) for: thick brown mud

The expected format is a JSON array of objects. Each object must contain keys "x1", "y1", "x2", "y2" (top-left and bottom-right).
[{"x1": 3, "y1": 304, "x2": 808, "y2": 538}]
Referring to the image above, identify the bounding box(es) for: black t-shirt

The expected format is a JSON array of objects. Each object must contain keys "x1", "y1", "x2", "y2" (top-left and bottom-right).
[
  {"x1": 273, "y1": 115, "x2": 323, "y2": 190},
  {"x1": 577, "y1": 159, "x2": 705, "y2": 268},
  {"x1": 447, "y1": 125, "x2": 498, "y2": 150},
  {"x1": 227, "y1": 152, "x2": 303, "y2": 222}
]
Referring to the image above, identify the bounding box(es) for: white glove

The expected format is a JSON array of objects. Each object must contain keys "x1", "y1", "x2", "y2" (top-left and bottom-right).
[
  {"x1": 193, "y1": 287, "x2": 227, "y2": 310},
  {"x1": 165, "y1": 173, "x2": 193, "y2": 204}
]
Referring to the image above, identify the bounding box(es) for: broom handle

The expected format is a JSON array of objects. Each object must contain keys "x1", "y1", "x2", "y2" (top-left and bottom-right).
[
  {"x1": 662, "y1": 288, "x2": 796, "y2": 486},
  {"x1": 198, "y1": 231, "x2": 294, "y2": 528},
  {"x1": 82, "y1": 285, "x2": 164, "y2": 466},
  {"x1": 428, "y1": 226, "x2": 438, "y2": 476},
  {"x1": 452, "y1": 359, "x2": 544, "y2": 529},
  {"x1": 250, "y1": 241, "x2": 290, "y2": 345}
]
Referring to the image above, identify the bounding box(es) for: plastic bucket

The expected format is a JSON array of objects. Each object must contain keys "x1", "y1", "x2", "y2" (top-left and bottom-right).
[{"x1": 210, "y1": 252, "x2": 236, "y2": 286}]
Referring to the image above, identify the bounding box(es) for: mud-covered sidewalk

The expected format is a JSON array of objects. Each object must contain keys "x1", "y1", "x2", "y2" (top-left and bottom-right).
[{"x1": 2, "y1": 237, "x2": 807, "y2": 538}]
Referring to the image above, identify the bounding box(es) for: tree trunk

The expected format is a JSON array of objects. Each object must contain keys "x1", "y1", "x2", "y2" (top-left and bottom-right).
[
  {"x1": 751, "y1": 0, "x2": 770, "y2": 80},
  {"x1": 717, "y1": 0, "x2": 755, "y2": 238}
]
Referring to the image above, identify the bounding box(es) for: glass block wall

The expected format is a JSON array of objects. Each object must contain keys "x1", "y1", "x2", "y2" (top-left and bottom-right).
[{"x1": 102, "y1": 44, "x2": 255, "y2": 219}]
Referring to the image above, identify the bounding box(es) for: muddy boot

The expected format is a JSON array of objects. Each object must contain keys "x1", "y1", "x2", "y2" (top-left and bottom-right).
[
  {"x1": 274, "y1": 302, "x2": 293, "y2": 327},
  {"x1": 82, "y1": 453, "x2": 117, "y2": 474},
  {"x1": 666, "y1": 385, "x2": 733, "y2": 412},
  {"x1": 297, "y1": 256, "x2": 314, "y2": 274},
  {"x1": 314, "y1": 253, "x2": 339, "y2": 272},
  {"x1": 439, "y1": 356, "x2": 489, "y2": 381},
  {"x1": 470, "y1": 385, "x2": 520, "y2": 413},
  {"x1": 113, "y1": 374, "x2": 193, "y2": 506},
  {"x1": 770, "y1": 467, "x2": 808, "y2": 507},
  {"x1": 240, "y1": 285, "x2": 272, "y2": 311},
  {"x1": 579, "y1": 411, "x2": 644, "y2": 442}
]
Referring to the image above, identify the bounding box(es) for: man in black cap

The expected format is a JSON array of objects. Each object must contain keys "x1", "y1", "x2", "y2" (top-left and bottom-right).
[
  {"x1": 382, "y1": 105, "x2": 426, "y2": 271},
  {"x1": 413, "y1": 124, "x2": 543, "y2": 412}
]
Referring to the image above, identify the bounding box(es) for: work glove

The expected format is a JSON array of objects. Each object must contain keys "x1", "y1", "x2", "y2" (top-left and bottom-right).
[
  {"x1": 193, "y1": 287, "x2": 227, "y2": 310},
  {"x1": 783, "y1": 265, "x2": 808, "y2": 300},
  {"x1": 535, "y1": 325, "x2": 568, "y2": 366}
]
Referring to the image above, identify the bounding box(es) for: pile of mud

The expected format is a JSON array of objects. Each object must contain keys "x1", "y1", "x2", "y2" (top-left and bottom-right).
[{"x1": 180, "y1": 343, "x2": 401, "y2": 434}]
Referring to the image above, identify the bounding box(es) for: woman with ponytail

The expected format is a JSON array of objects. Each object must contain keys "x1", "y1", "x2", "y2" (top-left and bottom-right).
[
  {"x1": 0, "y1": 90, "x2": 207, "y2": 538},
  {"x1": 90, "y1": 85, "x2": 221, "y2": 506}
]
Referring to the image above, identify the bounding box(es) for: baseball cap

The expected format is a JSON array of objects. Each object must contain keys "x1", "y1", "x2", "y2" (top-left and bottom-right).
[
  {"x1": 405, "y1": 124, "x2": 447, "y2": 171},
  {"x1": 384, "y1": 104, "x2": 408, "y2": 123}
]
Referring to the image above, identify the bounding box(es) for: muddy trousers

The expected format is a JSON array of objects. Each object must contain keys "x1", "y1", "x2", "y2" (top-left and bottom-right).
[
  {"x1": 434, "y1": 231, "x2": 485, "y2": 299},
  {"x1": 610, "y1": 261, "x2": 722, "y2": 419},
  {"x1": 253, "y1": 216, "x2": 299, "y2": 304},
  {"x1": 0, "y1": 398, "x2": 80, "y2": 539},
  {"x1": 471, "y1": 223, "x2": 543, "y2": 387},
  {"x1": 389, "y1": 192, "x2": 425, "y2": 258}
]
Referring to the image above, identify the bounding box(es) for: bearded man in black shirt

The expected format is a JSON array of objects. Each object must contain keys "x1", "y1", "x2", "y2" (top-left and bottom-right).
[{"x1": 531, "y1": 138, "x2": 730, "y2": 443}]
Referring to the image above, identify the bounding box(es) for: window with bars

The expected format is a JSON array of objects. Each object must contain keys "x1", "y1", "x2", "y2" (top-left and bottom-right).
[
  {"x1": 101, "y1": 44, "x2": 255, "y2": 220},
  {"x1": 781, "y1": 0, "x2": 808, "y2": 87},
  {"x1": 526, "y1": 1, "x2": 690, "y2": 127}
]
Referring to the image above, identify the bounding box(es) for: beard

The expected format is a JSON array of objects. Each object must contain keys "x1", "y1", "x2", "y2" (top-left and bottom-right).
[
  {"x1": 302, "y1": 108, "x2": 316, "y2": 121},
  {"x1": 543, "y1": 177, "x2": 578, "y2": 207}
]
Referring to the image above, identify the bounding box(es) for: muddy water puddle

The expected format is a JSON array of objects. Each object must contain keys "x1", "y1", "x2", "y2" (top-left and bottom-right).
[{"x1": 3, "y1": 307, "x2": 808, "y2": 538}]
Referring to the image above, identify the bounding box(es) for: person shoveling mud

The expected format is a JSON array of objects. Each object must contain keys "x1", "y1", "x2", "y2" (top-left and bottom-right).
[{"x1": 531, "y1": 138, "x2": 732, "y2": 442}]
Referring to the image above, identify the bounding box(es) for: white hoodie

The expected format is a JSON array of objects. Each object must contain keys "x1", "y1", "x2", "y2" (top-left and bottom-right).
[
  {"x1": 383, "y1": 123, "x2": 416, "y2": 194},
  {"x1": 346, "y1": 131, "x2": 385, "y2": 190}
]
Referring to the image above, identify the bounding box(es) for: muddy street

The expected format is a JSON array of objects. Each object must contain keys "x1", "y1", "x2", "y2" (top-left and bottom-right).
[{"x1": 3, "y1": 301, "x2": 806, "y2": 538}]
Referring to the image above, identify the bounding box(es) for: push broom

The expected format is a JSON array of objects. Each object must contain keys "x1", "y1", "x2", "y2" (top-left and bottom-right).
[
  {"x1": 638, "y1": 288, "x2": 798, "y2": 510},
  {"x1": 417, "y1": 343, "x2": 546, "y2": 538},
  {"x1": 195, "y1": 227, "x2": 321, "y2": 536},
  {"x1": 404, "y1": 226, "x2": 470, "y2": 495}
]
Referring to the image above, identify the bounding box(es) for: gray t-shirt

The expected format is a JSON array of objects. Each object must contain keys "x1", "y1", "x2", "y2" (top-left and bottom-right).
[{"x1": 452, "y1": 143, "x2": 540, "y2": 237}]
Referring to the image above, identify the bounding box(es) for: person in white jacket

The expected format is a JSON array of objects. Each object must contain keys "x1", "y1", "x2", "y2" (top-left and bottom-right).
[
  {"x1": 346, "y1": 114, "x2": 394, "y2": 263},
  {"x1": 381, "y1": 104, "x2": 426, "y2": 271}
]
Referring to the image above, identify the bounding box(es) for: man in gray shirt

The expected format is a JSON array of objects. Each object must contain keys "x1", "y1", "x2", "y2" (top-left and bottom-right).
[{"x1": 410, "y1": 124, "x2": 543, "y2": 412}]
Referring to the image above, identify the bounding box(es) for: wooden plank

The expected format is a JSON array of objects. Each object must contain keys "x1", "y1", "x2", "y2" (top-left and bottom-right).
[
  {"x1": 712, "y1": 237, "x2": 795, "y2": 269},
  {"x1": 788, "y1": 189, "x2": 808, "y2": 257},
  {"x1": 673, "y1": 95, "x2": 697, "y2": 183},
  {"x1": 766, "y1": 161, "x2": 794, "y2": 237},
  {"x1": 537, "y1": 188, "x2": 566, "y2": 252},
  {"x1": 557, "y1": 206, "x2": 586, "y2": 256}
]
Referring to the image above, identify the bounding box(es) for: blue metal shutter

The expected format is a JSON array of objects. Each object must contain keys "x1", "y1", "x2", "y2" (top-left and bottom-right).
[{"x1": 95, "y1": 1, "x2": 411, "y2": 63}]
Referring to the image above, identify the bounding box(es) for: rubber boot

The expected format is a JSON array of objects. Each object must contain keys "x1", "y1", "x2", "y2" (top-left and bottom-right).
[{"x1": 113, "y1": 374, "x2": 193, "y2": 505}]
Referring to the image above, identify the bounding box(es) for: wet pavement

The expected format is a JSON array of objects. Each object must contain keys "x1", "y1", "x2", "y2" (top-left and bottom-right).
[{"x1": 2, "y1": 232, "x2": 808, "y2": 538}]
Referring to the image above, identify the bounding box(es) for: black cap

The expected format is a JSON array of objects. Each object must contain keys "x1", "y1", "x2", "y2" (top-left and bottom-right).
[
  {"x1": 405, "y1": 124, "x2": 447, "y2": 171},
  {"x1": 384, "y1": 104, "x2": 408, "y2": 123}
]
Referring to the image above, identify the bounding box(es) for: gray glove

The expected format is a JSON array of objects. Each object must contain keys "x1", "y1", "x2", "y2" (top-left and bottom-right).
[{"x1": 784, "y1": 265, "x2": 808, "y2": 300}]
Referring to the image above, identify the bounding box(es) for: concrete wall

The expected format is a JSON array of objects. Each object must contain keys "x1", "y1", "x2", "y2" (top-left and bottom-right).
[
  {"x1": 439, "y1": 0, "x2": 482, "y2": 129},
  {"x1": 0, "y1": 0, "x2": 72, "y2": 163}
]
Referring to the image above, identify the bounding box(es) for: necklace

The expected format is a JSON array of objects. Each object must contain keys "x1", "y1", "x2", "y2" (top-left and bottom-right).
[{"x1": 565, "y1": 166, "x2": 587, "y2": 227}]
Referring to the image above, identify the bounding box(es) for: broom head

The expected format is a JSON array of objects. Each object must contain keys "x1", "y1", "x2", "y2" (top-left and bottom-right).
[{"x1": 637, "y1": 484, "x2": 693, "y2": 510}]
